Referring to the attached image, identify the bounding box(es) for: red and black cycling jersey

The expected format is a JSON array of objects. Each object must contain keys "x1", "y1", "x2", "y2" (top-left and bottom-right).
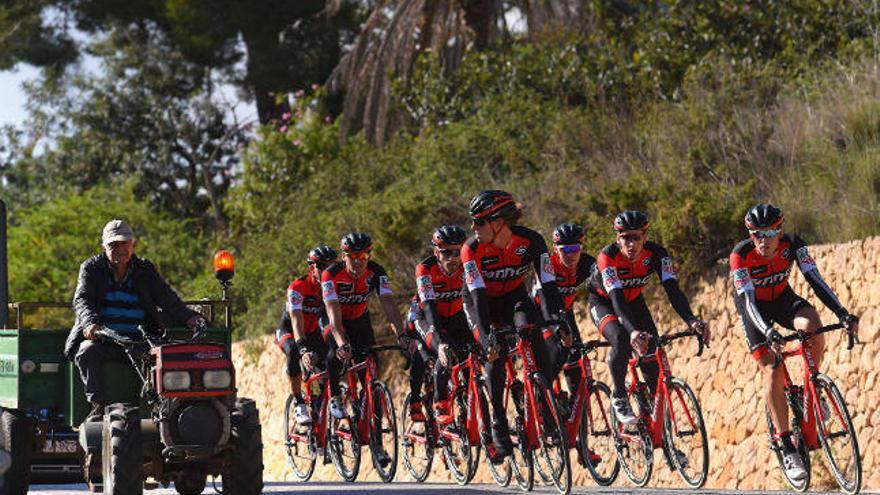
[
  {"x1": 416, "y1": 255, "x2": 464, "y2": 317},
  {"x1": 729, "y1": 234, "x2": 846, "y2": 336},
  {"x1": 321, "y1": 260, "x2": 393, "y2": 321},
  {"x1": 284, "y1": 275, "x2": 324, "y2": 335},
  {"x1": 461, "y1": 225, "x2": 564, "y2": 342},
  {"x1": 538, "y1": 251, "x2": 596, "y2": 311},
  {"x1": 587, "y1": 241, "x2": 694, "y2": 333}
]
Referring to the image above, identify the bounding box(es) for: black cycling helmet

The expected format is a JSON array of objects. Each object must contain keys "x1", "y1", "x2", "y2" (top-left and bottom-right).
[
  {"x1": 432, "y1": 225, "x2": 468, "y2": 247},
  {"x1": 340, "y1": 232, "x2": 373, "y2": 253},
  {"x1": 613, "y1": 210, "x2": 650, "y2": 231},
  {"x1": 469, "y1": 190, "x2": 517, "y2": 221},
  {"x1": 308, "y1": 245, "x2": 338, "y2": 267},
  {"x1": 744, "y1": 203, "x2": 784, "y2": 230},
  {"x1": 552, "y1": 223, "x2": 585, "y2": 245}
]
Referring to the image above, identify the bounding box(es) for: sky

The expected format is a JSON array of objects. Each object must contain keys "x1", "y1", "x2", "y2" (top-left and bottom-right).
[{"x1": 0, "y1": 64, "x2": 40, "y2": 128}]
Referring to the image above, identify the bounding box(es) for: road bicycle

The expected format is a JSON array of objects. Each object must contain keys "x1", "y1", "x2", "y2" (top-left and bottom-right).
[
  {"x1": 611, "y1": 330, "x2": 709, "y2": 488},
  {"x1": 765, "y1": 323, "x2": 861, "y2": 494}
]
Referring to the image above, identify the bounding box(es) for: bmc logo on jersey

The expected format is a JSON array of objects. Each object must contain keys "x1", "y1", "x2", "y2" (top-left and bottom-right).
[
  {"x1": 752, "y1": 268, "x2": 791, "y2": 287},
  {"x1": 339, "y1": 293, "x2": 371, "y2": 304},
  {"x1": 484, "y1": 265, "x2": 530, "y2": 281},
  {"x1": 435, "y1": 290, "x2": 461, "y2": 301},
  {"x1": 619, "y1": 275, "x2": 652, "y2": 288}
]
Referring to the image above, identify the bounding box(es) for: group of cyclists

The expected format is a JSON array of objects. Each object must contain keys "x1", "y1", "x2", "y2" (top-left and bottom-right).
[{"x1": 274, "y1": 190, "x2": 861, "y2": 490}]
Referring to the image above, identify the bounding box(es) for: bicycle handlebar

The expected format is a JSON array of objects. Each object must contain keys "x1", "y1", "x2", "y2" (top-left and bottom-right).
[
  {"x1": 570, "y1": 340, "x2": 612, "y2": 355},
  {"x1": 770, "y1": 323, "x2": 855, "y2": 369},
  {"x1": 655, "y1": 329, "x2": 705, "y2": 357}
]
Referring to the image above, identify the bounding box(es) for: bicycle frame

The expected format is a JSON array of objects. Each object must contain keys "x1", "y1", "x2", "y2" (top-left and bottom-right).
[
  {"x1": 439, "y1": 352, "x2": 489, "y2": 448},
  {"x1": 554, "y1": 342, "x2": 612, "y2": 450},
  {"x1": 343, "y1": 354, "x2": 381, "y2": 442},
  {"x1": 291, "y1": 370, "x2": 331, "y2": 449},
  {"x1": 503, "y1": 331, "x2": 555, "y2": 451},
  {"x1": 618, "y1": 332, "x2": 703, "y2": 450},
  {"x1": 775, "y1": 324, "x2": 852, "y2": 451}
]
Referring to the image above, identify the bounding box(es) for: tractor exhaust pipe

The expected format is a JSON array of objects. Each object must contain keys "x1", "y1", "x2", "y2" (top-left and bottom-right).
[{"x1": 0, "y1": 199, "x2": 7, "y2": 328}]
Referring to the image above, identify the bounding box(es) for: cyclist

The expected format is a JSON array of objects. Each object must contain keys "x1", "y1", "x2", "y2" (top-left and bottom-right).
[
  {"x1": 587, "y1": 210, "x2": 710, "y2": 426},
  {"x1": 407, "y1": 225, "x2": 475, "y2": 425},
  {"x1": 461, "y1": 190, "x2": 568, "y2": 459},
  {"x1": 534, "y1": 223, "x2": 596, "y2": 397},
  {"x1": 729, "y1": 204, "x2": 859, "y2": 481},
  {"x1": 321, "y1": 232, "x2": 416, "y2": 468},
  {"x1": 275, "y1": 245, "x2": 338, "y2": 425}
]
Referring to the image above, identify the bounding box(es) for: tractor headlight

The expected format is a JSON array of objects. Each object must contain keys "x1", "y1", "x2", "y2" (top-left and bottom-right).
[
  {"x1": 203, "y1": 370, "x2": 232, "y2": 390},
  {"x1": 162, "y1": 371, "x2": 192, "y2": 391}
]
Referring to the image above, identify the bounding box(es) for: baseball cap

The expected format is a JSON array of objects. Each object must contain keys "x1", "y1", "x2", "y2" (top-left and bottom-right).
[{"x1": 102, "y1": 219, "x2": 135, "y2": 245}]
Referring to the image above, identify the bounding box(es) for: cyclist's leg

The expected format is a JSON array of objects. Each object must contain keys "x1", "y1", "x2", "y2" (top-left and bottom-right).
[
  {"x1": 562, "y1": 309, "x2": 582, "y2": 394},
  {"x1": 630, "y1": 296, "x2": 660, "y2": 395},
  {"x1": 323, "y1": 324, "x2": 345, "y2": 397},
  {"x1": 735, "y1": 296, "x2": 791, "y2": 439},
  {"x1": 779, "y1": 289, "x2": 824, "y2": 365},
  {"x1": 280, "y1": 333, "x2": 304, "y2": 397},
  {"x1": 589, "y1": 295, "x2": 629, "y2": 399},
  {"x1": 509, "y1": 286, "x2": 557, "y2": 384}
]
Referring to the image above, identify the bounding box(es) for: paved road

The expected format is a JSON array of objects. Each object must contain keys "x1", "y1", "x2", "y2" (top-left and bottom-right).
[{"x1": 27, "y1": 482, "x2": 877, "y2": 494}]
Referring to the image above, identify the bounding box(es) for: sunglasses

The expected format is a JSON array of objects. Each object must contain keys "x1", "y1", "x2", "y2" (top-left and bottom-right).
[
  {"x1": 618, "y1": 233, "x2": 644, "y2": 243},
  {"x1": 750, "y1": 229, "x2": 781, "y2": 239},
  {"x1": 345, "y1": 252, "x2": 371, "y2": 261},
  {"x1": 557, "y1": 244, "x2": 582, "y2": 254},
  {"x1": 438, "y1": 248, "x2": 461, "y2": 258},
  {"x1": 472, "y1": 217, "x2": 490, "y2": 226}
]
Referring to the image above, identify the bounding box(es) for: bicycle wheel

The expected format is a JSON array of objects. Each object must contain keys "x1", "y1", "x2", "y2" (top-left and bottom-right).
[
  {"x1": 328, "y1": 385, "x2": 361, "y2": 482},
  {"x1": 284, "y1": 394, "x2": 317, "y2": 481},
  {"x1": 481, "y1": 379, "x2": 511, "y2": 487},
  {"x1": 529, "y1": 373, "x2": 571, "y2": 495},
  {"x1": 764, "y1": 403, "x2": 811, "y2": 492},
  {"x1": 813, "y1": 374, "x2": 861, "y2": 495},
  {"x1": 578, "y1": 381, "x2": 619, "y2": 486},
  {"x1": 442, "y1": 388, "x2": 474, "y2": 485},
  {"x1": 369, "y1": 380, "x2": 398, "y2": 482},
  {"x1": 610, "y1": 396, "x2": 653, "y2": 487},
  {"x1": 663, "y1": 378, "x2": 709, "y2": 488},
  {"x1": 506, "y1": 379, "x2": 534, "y2": 492},
  {"x1": 400, "y1": 392, "x2": 433, "y2": 482}
]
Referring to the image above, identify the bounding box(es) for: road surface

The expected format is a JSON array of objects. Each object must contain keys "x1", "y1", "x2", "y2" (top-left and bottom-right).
[{"x1": 27, "y1": 482, "x2": 877, "y2": 494}]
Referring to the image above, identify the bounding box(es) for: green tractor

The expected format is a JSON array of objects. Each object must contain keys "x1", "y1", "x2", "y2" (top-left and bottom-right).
[{"x1": 0, "y1": 200, "x2": 264, "y2": 495}]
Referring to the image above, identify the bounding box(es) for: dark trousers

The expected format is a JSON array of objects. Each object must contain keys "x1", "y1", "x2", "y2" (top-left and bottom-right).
[{"x1": 74, "y1": 340, "x2": 128, "y2": 403}]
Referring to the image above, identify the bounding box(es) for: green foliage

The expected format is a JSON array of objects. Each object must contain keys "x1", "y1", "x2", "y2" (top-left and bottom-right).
[{"x1": 7, "y1": 181, "x2": 211, "y2": 304}]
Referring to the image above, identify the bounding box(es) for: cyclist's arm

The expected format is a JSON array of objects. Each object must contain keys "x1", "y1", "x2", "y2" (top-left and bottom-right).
[
  {"x1": 416, "y1": 266, "x2": 446, "y2": 349},
  {"x1": 370, "y1": 263, "x2": 405, "y2": 337},
  {"x1": 529, "y1": 234, "x2": 564, "y2": 317},
  {"x1": 320, "y1": 274, "x2": 348, "y2": 346},
  {"x1": 791, "y1": 236, "x2": 848, "y2": 318},
  {"x1": 730, "y1": 253, "x2": 773, "y2": 336},
  {"x1": 651, "y1": 247, "x2": 696, "y2": 323},
  {"x1": 287, "y1": 286, "x2": 307, "y2": 341},
  {"x1": 462, "y1": 245, "x2": 492, "y2": 347}
]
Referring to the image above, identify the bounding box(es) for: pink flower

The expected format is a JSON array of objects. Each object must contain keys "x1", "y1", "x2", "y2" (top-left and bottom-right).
[
  {"x1": 324, "y1": 115, "x2": 331, "y2": 123},
  {"x1": 293, "y1": 139, "x2": 302, "y2": 146},
  {"x1": 294, "y1": 90, "x2": 305, "y2": 98},
  {"x1": 281, "y1": 112, "x2": 291, "y2": 121},
  {"x1": 311, "y1": 83, "x2": 319, "y2": 91},
  {"x1": 279, "y1": 125, "x2": 288, "y2": 133}
]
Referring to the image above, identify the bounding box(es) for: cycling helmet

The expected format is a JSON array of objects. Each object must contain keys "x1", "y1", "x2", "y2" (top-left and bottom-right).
[
  {"x1": 432, "y1": 225, "x2": 468, "y2": 247},
  {"x1": 613, "y1": 210, "x2": 650, "y2": 231},
  {"x1": 308, "y1": 245, "x2": 338, "y2": 266},
  {"x1": 469, "y1": 190, "x2": 517, "y2": 220},
  {"x1": 340, "y1": 232, "x2": 373, "y2": 253},
  {"x1": 552, "y1": 223, "x2": 585, "y2": 245},
  {"x1": 744, "y1": 203, "x2": 784, "y2": 229}
]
